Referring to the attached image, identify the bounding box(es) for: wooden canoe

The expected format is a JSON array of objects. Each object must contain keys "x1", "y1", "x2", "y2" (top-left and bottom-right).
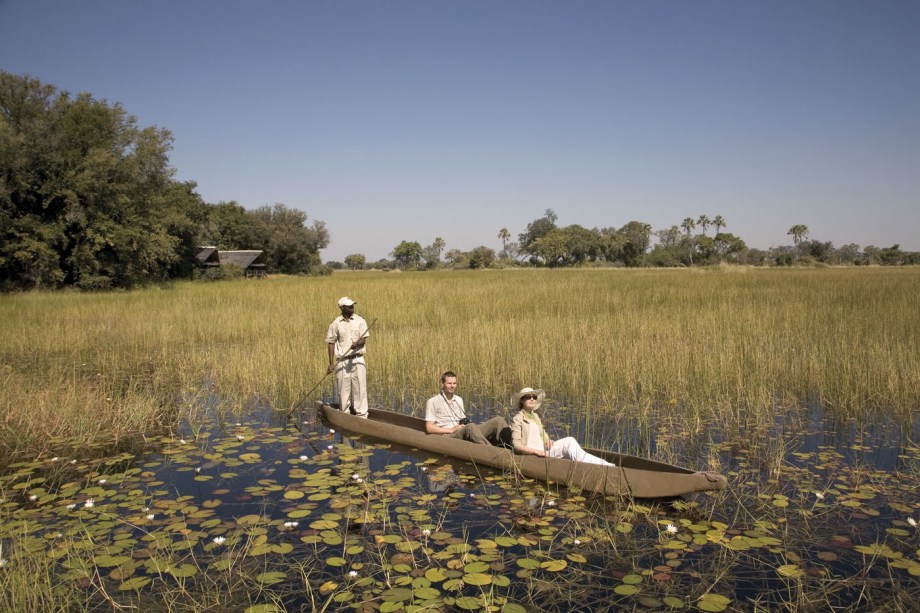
[{"x1": 317, "y1": 403, "x2": 727, "y2": 498}]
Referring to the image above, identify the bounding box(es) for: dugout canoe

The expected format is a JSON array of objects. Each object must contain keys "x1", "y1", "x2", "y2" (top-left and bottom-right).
[{"x1": 316, "y1": 403, "x2": 727, "y2": 498}]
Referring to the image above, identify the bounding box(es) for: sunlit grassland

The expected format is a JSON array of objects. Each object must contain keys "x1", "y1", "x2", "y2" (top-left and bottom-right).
[{"x1": 1, "y1": 267, "x2": 918, "y2": 459}]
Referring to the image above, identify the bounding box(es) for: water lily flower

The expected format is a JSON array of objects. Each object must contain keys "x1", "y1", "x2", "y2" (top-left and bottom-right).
[
  {"x1": 179, "y1": 439, "x2": 186, "y2": 445},
  {"x1": 142, "y1": 506, "x2": 150, "y2": 513},
  {"x1": 909, "y1": 517, "x2": 917, "y2": 528},
  {"x1": 348, "y1": 570, "x2": 358, "y2": 578},
  {"x1": 146, "y1": 514, "x2": 155, "y2": 520},
  {"x1": 70, "y1": 460, "x2": 77, "y2": 464},
  {"x1": 98, "y1": 479, "x2": 107, "y2": 484},
  {"x1": 84, "y1": 499, "x2": 94, "y2": 508},
  {"x1": 421, "y1": 466, "x2": 428, "y2": 472},
  {"x1": 573, "y1": 539, "x2": 582, "y2": 545},
  {"x1": 283, "y1": 521, "x2": 299, "y2": 529},
  {"x1": 352, "y1": 473, "x2": 360, "y2": 480},
  {"x1": 666, "y1": 523, "x2": 678, "y2": 535},
  {"x1": 195, "y1": 467, "x2": 201, "y2": 474},
  {"x1": 66, "y1": 503, "x2": 77, "y2": 510},
  {"x1": 299, "y1": 455, "x2": 308, "y2": 461},
  {"x1": 546, "y1": 500, "x2": 556, "y2": 506},
  {"x1": 469, "y1": 493, "x2": 475, "y2": 498},
  {"x1": 329, "y1": 429, "x2": 335, "y2": 434},
  {"x1": 213, "y1": 536, "x2": 225, "y2": 545},
  {"x1": 237, "y1": 435, "x2": 245, "y2": 441},
  {"x1": 50, "y1": 457, "x2": 59, "y2": 462},
  {"x1": 235, "y1": 423, "x2": 242, "y2": 427},
  {"x1": 327, "y1": 445, "x2": 334, "y2": 450},
  {"x1": 422, "y1": 529, "x2": 431, "y2": 536},
  {"x1": 815, "y1": 492, "x2": 825, "y2": 500},
  {"x1": 29, "y1": 494, "x2": 38, "y2": 501}
]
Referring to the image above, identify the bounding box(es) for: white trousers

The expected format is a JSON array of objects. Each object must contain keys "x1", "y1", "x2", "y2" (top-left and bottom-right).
[
  {"x1": 548, "y1": 437, "x2": 613, "y2": 465},
  {"x1": 334, "y1": 360, "x2": 367, "y2": 417}
]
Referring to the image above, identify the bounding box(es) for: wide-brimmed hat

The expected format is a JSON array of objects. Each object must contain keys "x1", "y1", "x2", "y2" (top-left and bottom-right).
[
  {"x1": 512, "y1": 387, "x2": 545, "y2": 409},
  {"x1": 337, "y1": 296, "x2": 356, "y2": 307}
]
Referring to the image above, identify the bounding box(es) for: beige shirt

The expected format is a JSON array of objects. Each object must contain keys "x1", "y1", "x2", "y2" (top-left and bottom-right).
[
  {"x1": 425, "y1": 393, "x2": 466, "y2": 428},
  {"x1": 326, "y1": 314, "x2": 369, "y2": 363},
  {"x1": 511, "y1": 410, "x2": 549, "y2": 452}
]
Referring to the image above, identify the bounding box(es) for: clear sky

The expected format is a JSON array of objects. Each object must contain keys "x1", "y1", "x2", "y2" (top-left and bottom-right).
[{"x1": 2, "y1": 1, "x2": 918, "y2": 262}]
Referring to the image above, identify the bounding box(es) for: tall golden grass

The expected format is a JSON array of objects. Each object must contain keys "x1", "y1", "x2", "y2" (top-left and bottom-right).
[{"x1": 2, "y1": 267, "x2": 918, "y2": 459}]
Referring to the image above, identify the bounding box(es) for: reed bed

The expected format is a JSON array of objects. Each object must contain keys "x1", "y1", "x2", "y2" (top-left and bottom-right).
[{"x1": 1, "y1": 267, "x2": 918, "y2": 459}]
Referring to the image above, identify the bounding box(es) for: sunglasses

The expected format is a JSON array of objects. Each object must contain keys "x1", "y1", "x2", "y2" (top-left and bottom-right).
[{"x1": 521, "y1": 394, "x2": 538, "y2": 401}]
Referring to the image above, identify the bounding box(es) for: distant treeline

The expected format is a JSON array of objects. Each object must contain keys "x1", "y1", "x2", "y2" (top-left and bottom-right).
[
  {"x1": 0, "y1": 71, "x2": 328, "y2": 291},
  {"x1": 332, "y1": 210, "x2": 919, "y2": 271}
]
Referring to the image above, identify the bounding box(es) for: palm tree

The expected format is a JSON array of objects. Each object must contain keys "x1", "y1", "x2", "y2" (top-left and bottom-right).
[
  {"x1": 697, "y1": 214, "x2": 711, "y2": 236},
  {"x1": 713, "y1": 215, "x2": 726, "y2": 236},
  {"x1": 498, "y1": 228, "x2": 510, "y2": 257},
  {"x1": 681, "y1": 217, "x2": 696, "y2": 236},
  {"x1": 787, "y1": 225, "x2": 809, "y2": 246},
  {"x1": 433, "y1": 237, "x2": 446, "y2": 261}
]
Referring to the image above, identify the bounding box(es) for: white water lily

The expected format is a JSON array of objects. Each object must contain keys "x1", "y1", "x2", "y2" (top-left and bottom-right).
[
  {"x1": 146, "y1": 514, "x2": 155, "y2": 520},
  {"x1": 236, "y1": 435, "x2": 245, "y2": 441},
  {"x1": 29, "y1": 494, "x2": 38, "y2": 501},
  {"x1": 50, "y1": 457, "x2": 59, "y2": 462},
  {"x1": 329, "y1": 429, "x2": 335, "y2": 434},
  {"x1": 352, "y1": 473, "x2": 360, "y2": 480},
  {"x1": 283, "y1": 521, "x2": 299, "y2": 529},
  {"x1": 815, "y1": 492, "x2": 825, "y2": 500},
  {"x1": 422, "y1": 529, "x2": 431, "y2": 536},
  {"x1": 666, "y1": 523, "x2": 678, "y2": 535},
  {"x1": 179, "y1": 439, "x2": 186, "y2": 445},
  {"x1": 327, "y1": 445, "x2": 334, "y2": 450},
  {"x1": 66, "y1": 503, "x2": 77, "y2": 510},
  {"x1": 98, "y1": 479, "x2": 107, "y2": 484},
  {"x1": 546, "y1": 500, "x2": 556, "y2": 506},
  {"x1": 195, "y1": 467, "x2": 201, "y2": 474},
  {"x1": 908, "y1": 517, "x2": 917, "y2": 528},
  {"x1": 299, "y1": 455, "x2": 308, "y2": 461},
  {"x1": 348, "y1": 570, "x2": 358, "y2": 578},
  {"x1": 84, "y1": 499, "x2": 94, "y2": 508},
  {"x1": 573, "y1": 539, "x2": 582, "y2": 545},
  {"x1": 213, "y1": 536, "x2": 226, "y2": 545}
]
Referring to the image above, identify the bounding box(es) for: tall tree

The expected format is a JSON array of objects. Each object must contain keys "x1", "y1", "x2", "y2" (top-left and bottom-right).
[
  {"x1": 681, "y1": 217, "x2": 696, "y2": 236},
  {"x1": 246, "y1": 203, "x2": 329, "y2": 274},
  {"x1": 697, "y1": 214, "x2": 711, "y2": 236},
  {"x1": 391, "y1": 240, "x2": 423, "y2": 270},
  {"x1": 518, "y1": 209, "x2": 558, "y2": 254},
  {"x1": 712, "y1": 215, "x2": 726, "y2": 235},
  {"x1": 787, "y1": 224, "x2": 809, "y2": 245},
  {"x1": 0, "y1": 71, "x2": 203, "y2": 290},
  {"x1": 498, "y1": 227, "x2": 510, "y2": 257}
]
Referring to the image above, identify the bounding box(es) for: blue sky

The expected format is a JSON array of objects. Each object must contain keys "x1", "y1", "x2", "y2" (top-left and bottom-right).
[{"x1": 2, "y1": 1, "x2": 918, "y2": 262}]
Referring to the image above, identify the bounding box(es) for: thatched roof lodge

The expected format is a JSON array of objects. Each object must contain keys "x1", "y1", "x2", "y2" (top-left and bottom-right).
[{"x1": 218, "y1": 250, "x2": 268, "y2": 278}]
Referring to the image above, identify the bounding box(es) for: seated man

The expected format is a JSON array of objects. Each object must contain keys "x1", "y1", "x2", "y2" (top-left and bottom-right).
[{"x1": 425, "y1": 371, "x2": 508, "y2": 445}]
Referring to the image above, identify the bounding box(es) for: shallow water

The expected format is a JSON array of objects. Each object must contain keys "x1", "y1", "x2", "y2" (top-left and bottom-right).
[{"x1": 1, "y1": 399, "x2": 917, "y2": 611}]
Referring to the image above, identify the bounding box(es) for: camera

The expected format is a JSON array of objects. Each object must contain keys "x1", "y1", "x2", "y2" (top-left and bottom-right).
[{"x1": 458, "y1": 417, "x2": 470, "y2": 425}]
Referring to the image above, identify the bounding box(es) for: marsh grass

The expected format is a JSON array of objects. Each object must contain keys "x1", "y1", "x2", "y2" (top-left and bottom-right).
[{"x1": 2, "y1": 267, "x2": 919, "y2": 459}]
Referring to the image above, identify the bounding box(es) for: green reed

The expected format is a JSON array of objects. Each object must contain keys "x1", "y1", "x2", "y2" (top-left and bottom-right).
[{"x1": 2, "y1": 267, "x2": 918, "y2": 458}]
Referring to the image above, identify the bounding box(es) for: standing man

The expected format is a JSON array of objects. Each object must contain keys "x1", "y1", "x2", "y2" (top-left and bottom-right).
[
  {"x1": 425, "y1": 371, "x2": 508, "y2": 445},
  {"x1": 326, "y1": 297, "x2": 369, "y2": 418}
]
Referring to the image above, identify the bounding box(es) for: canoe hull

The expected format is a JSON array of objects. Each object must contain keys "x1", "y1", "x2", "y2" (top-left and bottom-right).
[{"x1": 317, "y1": 403, "x2": 727, "y2": 498}]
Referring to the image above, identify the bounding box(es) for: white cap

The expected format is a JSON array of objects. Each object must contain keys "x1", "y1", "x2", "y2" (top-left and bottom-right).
[{"x1": 337, "y1": 296, "x2": 356, "y2": 307}]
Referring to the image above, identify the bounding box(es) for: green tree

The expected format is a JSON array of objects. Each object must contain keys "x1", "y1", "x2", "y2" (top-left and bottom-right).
[
  {"x1": 519, "y1": 208, "x2": 558, "y2": 254},
  {"x1": 787, "y1": 224, "x2": 809, "y2": 246},
  {"x1": 697, "y1": 214, "x2": 711, "y2": 236},
  {"x1": 467, "y1": 246, "x2": 495, "y2": 269},
  {"x1": 713, "y1": 215, "x2": 726, "y2": 236},
  {"x1": 619, "y1": 221, "x2": 652, "y2": 267},
  {"x1": 344, "y1": 254, "x2": 366, "y2": 270},
  {"x1": 246, "y1": 203, "x2": 329, "y2": 274},
  {"x1": 681, "y1": 217, "x2": 696, "y2": 236},
  {"x1": 1, "y1": 71, "x2": 207, "y2": 289},
  {"x1": 392, "y1": 240, "x2": 423, "y2": 270},
  {"x1": 498, "y1": 227, "x2": 510, "y2": 257}
]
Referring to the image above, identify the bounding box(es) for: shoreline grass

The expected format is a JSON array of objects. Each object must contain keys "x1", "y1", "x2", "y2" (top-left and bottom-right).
[{"x1": 1, "y1": 267, "x2": 918, "y2": 459}]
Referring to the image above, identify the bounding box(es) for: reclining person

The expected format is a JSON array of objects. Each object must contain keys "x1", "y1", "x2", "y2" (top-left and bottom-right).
[{"x1": 425, "y1": 371, "x2": 508, "y2": 445}]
